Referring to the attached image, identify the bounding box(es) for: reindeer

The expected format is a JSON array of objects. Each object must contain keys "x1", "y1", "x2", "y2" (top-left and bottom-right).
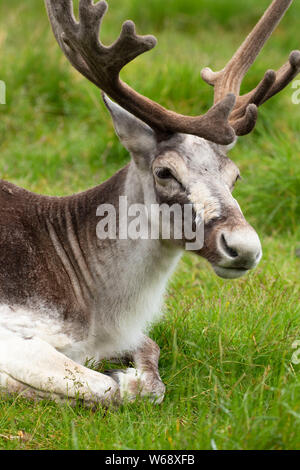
[{"x1": 0, "y1": 0, "x2": 299, "y2": 406}]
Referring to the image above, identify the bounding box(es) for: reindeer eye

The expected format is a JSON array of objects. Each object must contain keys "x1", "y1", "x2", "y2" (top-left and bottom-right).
[{"x1": 155, "y1": 168, "x2": 173, "y2": 180}]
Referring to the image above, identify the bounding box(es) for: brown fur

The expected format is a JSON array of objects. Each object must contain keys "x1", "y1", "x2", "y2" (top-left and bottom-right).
[{"x1": 0, "y1": 166, "x2": 129, "y2": 328}]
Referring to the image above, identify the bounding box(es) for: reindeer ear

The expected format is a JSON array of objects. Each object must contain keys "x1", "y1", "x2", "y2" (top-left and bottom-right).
[{"x1": 102, "y1": 94, "x2": 157, "y2": 160}]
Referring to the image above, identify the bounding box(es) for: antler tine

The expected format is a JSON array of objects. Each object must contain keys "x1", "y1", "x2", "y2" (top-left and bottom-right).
[
  {"x1": 259, "y1": 50, "x2": 300, "y2": 103},
  {"x1": 47, "y1": 0, "x2": 78, "y2": 39},
  {"x1": 201, "y1": 0, "x2": 293, "y2": 102},
  {"x1": 45, "y1": 0, "x2": 237, "y2": 145},
  {"x1": 227, "y1": 50, "x2": 300, "y2": 135},
  {"x1": 79, "y1": 0, "x2": 108, "y2": 38},
  {"x1": 201, "y1": 0, "x2": 299, "y2": 136},
  {"x1": 108, "y1": 21, "x2": 158, "y2": 74},
  {"x1": 230, "y1": 50, "x2": 300, "y2": 135},
  {"x1": 45, "y1": 0, "x2": 98, "y2": 84}
]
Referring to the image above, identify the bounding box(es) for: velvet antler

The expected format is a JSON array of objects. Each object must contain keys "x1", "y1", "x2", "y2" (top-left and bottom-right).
[
  {"x1": 201, "y1": 0, "x2": 300, "y2": 136},
  {"x1": 45, "y1": 0, "x2": 236, "y2": 145},
  {"x1": 45, "y1": 0, "x2": 299, "y2": 141}
]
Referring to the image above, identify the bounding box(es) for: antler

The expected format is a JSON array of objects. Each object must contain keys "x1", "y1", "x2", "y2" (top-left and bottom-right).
[
  {"x1": 45, "y1": 0, "x2": 236, "y2": 145},
  {"x1": 201, "y1": 0, "x2": 300, "y2": 136}
]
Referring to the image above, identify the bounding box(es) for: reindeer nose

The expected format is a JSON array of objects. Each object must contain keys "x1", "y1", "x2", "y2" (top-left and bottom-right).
[{"x1": 218, "y1": 228, "x2": 262, "y2": 269}]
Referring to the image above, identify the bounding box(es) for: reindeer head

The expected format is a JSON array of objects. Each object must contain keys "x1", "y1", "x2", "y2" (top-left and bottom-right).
[{"x1": 45, "y1": 0, "x2": 300, "y2": 279}]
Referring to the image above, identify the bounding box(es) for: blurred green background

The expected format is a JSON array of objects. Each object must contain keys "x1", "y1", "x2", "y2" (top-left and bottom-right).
[{"x1": 0, "y1": 0, "x2": 300, "y2": 451}]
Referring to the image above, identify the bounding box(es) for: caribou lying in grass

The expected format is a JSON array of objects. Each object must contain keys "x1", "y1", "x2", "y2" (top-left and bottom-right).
[{"x1": 0, "y1": 0, "x2": 299, "y2": 406}]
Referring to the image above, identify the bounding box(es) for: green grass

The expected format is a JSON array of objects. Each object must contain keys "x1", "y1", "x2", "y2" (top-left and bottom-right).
[{"x1": 0, "y1": 0, "x2": 300, "y2": 450}]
